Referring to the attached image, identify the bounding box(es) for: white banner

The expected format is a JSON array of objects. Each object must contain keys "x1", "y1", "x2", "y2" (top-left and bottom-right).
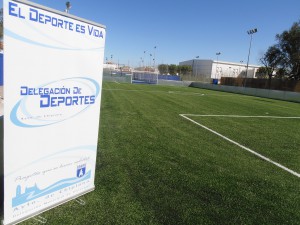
[{"x1": 3, "y1": 0, "x2": 106, "y2": 224}]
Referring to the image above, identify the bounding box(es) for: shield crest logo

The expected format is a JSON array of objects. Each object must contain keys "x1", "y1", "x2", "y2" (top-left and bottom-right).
[{"x1": 77, "y1": 164, "x2": 86, "y2": 178}]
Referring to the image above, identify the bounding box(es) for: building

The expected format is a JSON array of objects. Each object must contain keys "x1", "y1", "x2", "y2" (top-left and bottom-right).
[
  {"x1": 103, "y1": 62, "x2": 118, "y2": 70},
  {"x1": 179, "y1": 59, "x2": 261, "y2": 82}
]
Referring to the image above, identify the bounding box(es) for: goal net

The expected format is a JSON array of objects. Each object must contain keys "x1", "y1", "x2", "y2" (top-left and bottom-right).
[{"x1": 132, "y1": 72, "x2": 158, "y2": 84}]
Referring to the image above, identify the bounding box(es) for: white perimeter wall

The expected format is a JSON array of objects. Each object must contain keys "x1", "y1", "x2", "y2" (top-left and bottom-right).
[{"x1": 191, "y1": 82, "x2": 300, "y2": 103}]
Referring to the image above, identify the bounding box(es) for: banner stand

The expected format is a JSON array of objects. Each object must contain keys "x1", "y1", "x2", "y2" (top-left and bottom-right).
[
  {"x1": 33, "y1": 216, "x2": 47, "y2": 224},
  {"x1": 75, "y1": 198, "x2": 86, "y2": 206},
  {"x1": 3, "y1": 0, "x2": 106, "y2": 224},
  {"x1": 30, "y1": 197, "x2": 86, "y2": 224}
]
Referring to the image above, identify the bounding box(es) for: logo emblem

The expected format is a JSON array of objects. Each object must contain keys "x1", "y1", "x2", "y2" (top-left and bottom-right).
[{"x1": 77, "y1": 164, "x2": 86, "y2": 178}]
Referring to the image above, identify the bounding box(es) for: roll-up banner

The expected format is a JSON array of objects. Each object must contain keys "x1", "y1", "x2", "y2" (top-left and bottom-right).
[{"x1": 2, "y1": 0, "x2": 106, "y2": 224}]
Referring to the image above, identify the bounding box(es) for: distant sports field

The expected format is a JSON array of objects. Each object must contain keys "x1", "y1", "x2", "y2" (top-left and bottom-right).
[{"x1": 23, "y1": 81, "x2": 300, "y2": 225}]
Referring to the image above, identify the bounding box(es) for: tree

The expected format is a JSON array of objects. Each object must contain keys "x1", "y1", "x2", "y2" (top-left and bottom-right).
[
  {"x1": 168, "y1": 64, "x2": 177, "y2": 75},
  {"x1": 256, "y1": 67, "x2": 268, "y2": 79},
  {"x1": 275, "y1": 68, "x2": 288, "y2": 79},
  {"x1": 261, "y1": 20, "x2": 300, "y2": 80},
  {"x1": 177, "y1": 65, "x2": 192, "y2": 75},
  {"x1": 158, "y1": 64, "x2": 192, "y2": 76},
  {"x1": 260, "y1": 45, "x2": 283, "y2": 80},
  {"x1": 158, "y1": 64, "x2": 168, "y2": 74},
  {"x1": 275, "y1": 21, "x2": 300, "y2": 79}
]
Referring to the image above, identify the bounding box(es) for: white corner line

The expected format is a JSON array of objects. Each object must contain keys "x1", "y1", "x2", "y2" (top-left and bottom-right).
[
  {"x1": 181, "y1": 114, "x2": 300, "y2": 119},
  {"x1": 179, "y1": 114, "x2": 300, "y2": 178}
]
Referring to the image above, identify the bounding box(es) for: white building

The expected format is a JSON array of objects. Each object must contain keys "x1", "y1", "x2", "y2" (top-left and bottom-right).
[
  {"x1": 179, "y1": 59, "x2": 261, "y2": 82},
  {"x1": 103, "y1": 63, "x2": 118, "y2": 70}
]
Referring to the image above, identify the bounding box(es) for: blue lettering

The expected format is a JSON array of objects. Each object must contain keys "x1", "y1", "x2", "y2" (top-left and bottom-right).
[
  {"x1": 39, "y1": 95, "x2": 95, "y2": 108},
  {"x1": 76, "y1": 24, "x2": 85, "y2": 34},
  {"x1": 9, "y1": 2, "x2": 18, "y2": 17},
  {"x1": 44, "y1": 15, "x2": 51, "y2": 24},
  {"x1": 38, "y1": 88, "x2": 43, "y2": 95},
  {"x1": 28, "y1": 88, "x2": 34, "y2": 95},
  {"x1": 65, "y1": 97, "x2": 72, "y2": 106},
  {"x1": 73, "y1": 96, "x2": 78, "y2": 105},
  {"x1": 29, "y1": 8, "x2": 38, "y2": 22},
  {"x1": 75, "y1": 24, "x2": 80, "y2": 33},
  {"x1": 84, "y1": 96, "x2": 90, "y2": 104},
  {"x1": 73, "y1": 87, "x2": 81, "y2": 94},
  {"x1": 90, "y1": 96, "x2": 95, "y2": 104},
  {"x1": 9, "y1": 2, "x2": 25, "y2": 19},
  {"x1": 88, "y1": 25, "x2": 94, "y2": 36},
  {"x1": 99, "y1": 31, "x2": 104, "y2": 38},
  {"x1": 57, "y1": 97, "x2": 65, "y2": 106},
  {"x1": 50, "y1": 97, "x2": 57, "y2": 107},
  {"x1": 81, "y1": 25, "x2": 85, "y2": 34},
  {"x1": 88, "y1": 25, "x2": 103, "y2": 38},
  {"x1": 69, "y1": 22, "x2": 74, "y2": 31},
  {"x1": 20, "y1": 86, "x2": 28, "y2": 95},
  {"x1": 78, "y1": 96, "x2": 84, "y2": 104},
  {"x1": 38, "y1": 13, "x2": 45, "y2": 24},
  {"x1": 40, "y1": 95, "x2": 50, "y2": 108},
  {"x1": 57, "y1": 19, "x2": 63, "y2": 28},
  {"x1": 18, "y1": 7, "x2": 25, "y2": 19},
  {"x1": 44, "y1": 88, "x2": 49, "y2": 95},
  {"x1": 51, "y1": 17, "x2": 58, "y2": 26}
]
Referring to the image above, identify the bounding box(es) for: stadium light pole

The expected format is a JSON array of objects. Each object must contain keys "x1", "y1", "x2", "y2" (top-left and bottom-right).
[
  {"x1": 215, "y1": 52, "x2": 221, "y2": 79},
  {"x1": 195, "y1": 56, "x2": 199, "y2": 76},
  {"x1": 110, "y1": 54, "x2": 113, "y2": 76},
  {"x1": 245, "y1": 28, "x2": 257, "y2": 82},
  {"x1": 149, "y1": 54, "x2": 152, "y2": 71},
  {"x1": 153, "y1": 46, "x2": 157, "y2": 71},
  {"x1": 192, "y1": 56, "x2": 199, "y2": 76},
  {"x1": 192, "y1": 60, "x2": 194, "y2": 76},
  {"x1": 65, "y1": 1, "x2": 71, "y2": 13},
  {"x1": 143, "y1": 51, "x2": 146, "y2": 70},
  {"x1": 239, "y1": 60, "x2": 243, "y2": 76},
  {"x1": 140, "y1": 57, "x2": 143, "y2": 69}
]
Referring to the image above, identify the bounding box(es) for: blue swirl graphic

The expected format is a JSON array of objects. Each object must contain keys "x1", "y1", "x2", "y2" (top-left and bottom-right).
[
  {"x1": 12, "y1": 170, "x2": 91, "y2": 207},
  {"x1": 5, "y1": 28, "x2": 104, "y2": 51}
]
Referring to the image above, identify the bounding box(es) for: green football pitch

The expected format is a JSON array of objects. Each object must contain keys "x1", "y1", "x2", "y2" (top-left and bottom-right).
[{"x1": 22, "y1": 81, "x2": 300, "y2": 225}]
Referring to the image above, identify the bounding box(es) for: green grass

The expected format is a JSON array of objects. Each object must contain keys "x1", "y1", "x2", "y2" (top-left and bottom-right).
[{"x1": 21, "y1": 82, "x2": 300, "y2": 225}]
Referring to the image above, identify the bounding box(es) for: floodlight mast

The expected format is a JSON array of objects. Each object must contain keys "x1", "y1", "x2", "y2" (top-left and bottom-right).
[
  {"x1": 65, "y1": 1, "x2": 71, "y2": 13},
  {"x1": 245, "y1": 28, "x2": 257, "y2": 85},
  {"x1": 153, "y1": 46, "x2": 157, "y2": 70},
  {"x1": 215, "y1": 52, "x2": 221, "y2": 79},
  {"x1": 192, "y1": 56, "x2": 199, "y2": 76}
]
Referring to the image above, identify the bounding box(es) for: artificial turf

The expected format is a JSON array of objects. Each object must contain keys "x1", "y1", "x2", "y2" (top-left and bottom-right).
[{"x1": 20, "y1": 81, "x2": 300, "y2": 225}]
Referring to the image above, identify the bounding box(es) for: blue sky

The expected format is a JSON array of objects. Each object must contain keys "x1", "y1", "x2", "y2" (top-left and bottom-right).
[{"x1": 2, "y1": 0, "x2": 300, "y2": 67}]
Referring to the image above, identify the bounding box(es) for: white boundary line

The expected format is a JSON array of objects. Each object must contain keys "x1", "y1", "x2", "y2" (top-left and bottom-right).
[
  {"x1": 179, "y1": 114, "x2": 300, "y2": 178},
  {"x1": 182, "y1": 114, "x2": 300, "y2": 119}
]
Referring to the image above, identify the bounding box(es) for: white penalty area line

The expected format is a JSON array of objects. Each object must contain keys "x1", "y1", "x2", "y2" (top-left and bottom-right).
[{"x1": 179, "y1": 114, "x2": 300, "y2": 178}]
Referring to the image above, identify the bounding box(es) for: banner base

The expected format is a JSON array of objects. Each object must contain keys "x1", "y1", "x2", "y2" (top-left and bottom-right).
[
  {"x1": 3, "y1": 187, "x2": 95, "y2": 225},
  {"x1": 33, "y1": 215, "x2": 47, "y2": 224}
]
